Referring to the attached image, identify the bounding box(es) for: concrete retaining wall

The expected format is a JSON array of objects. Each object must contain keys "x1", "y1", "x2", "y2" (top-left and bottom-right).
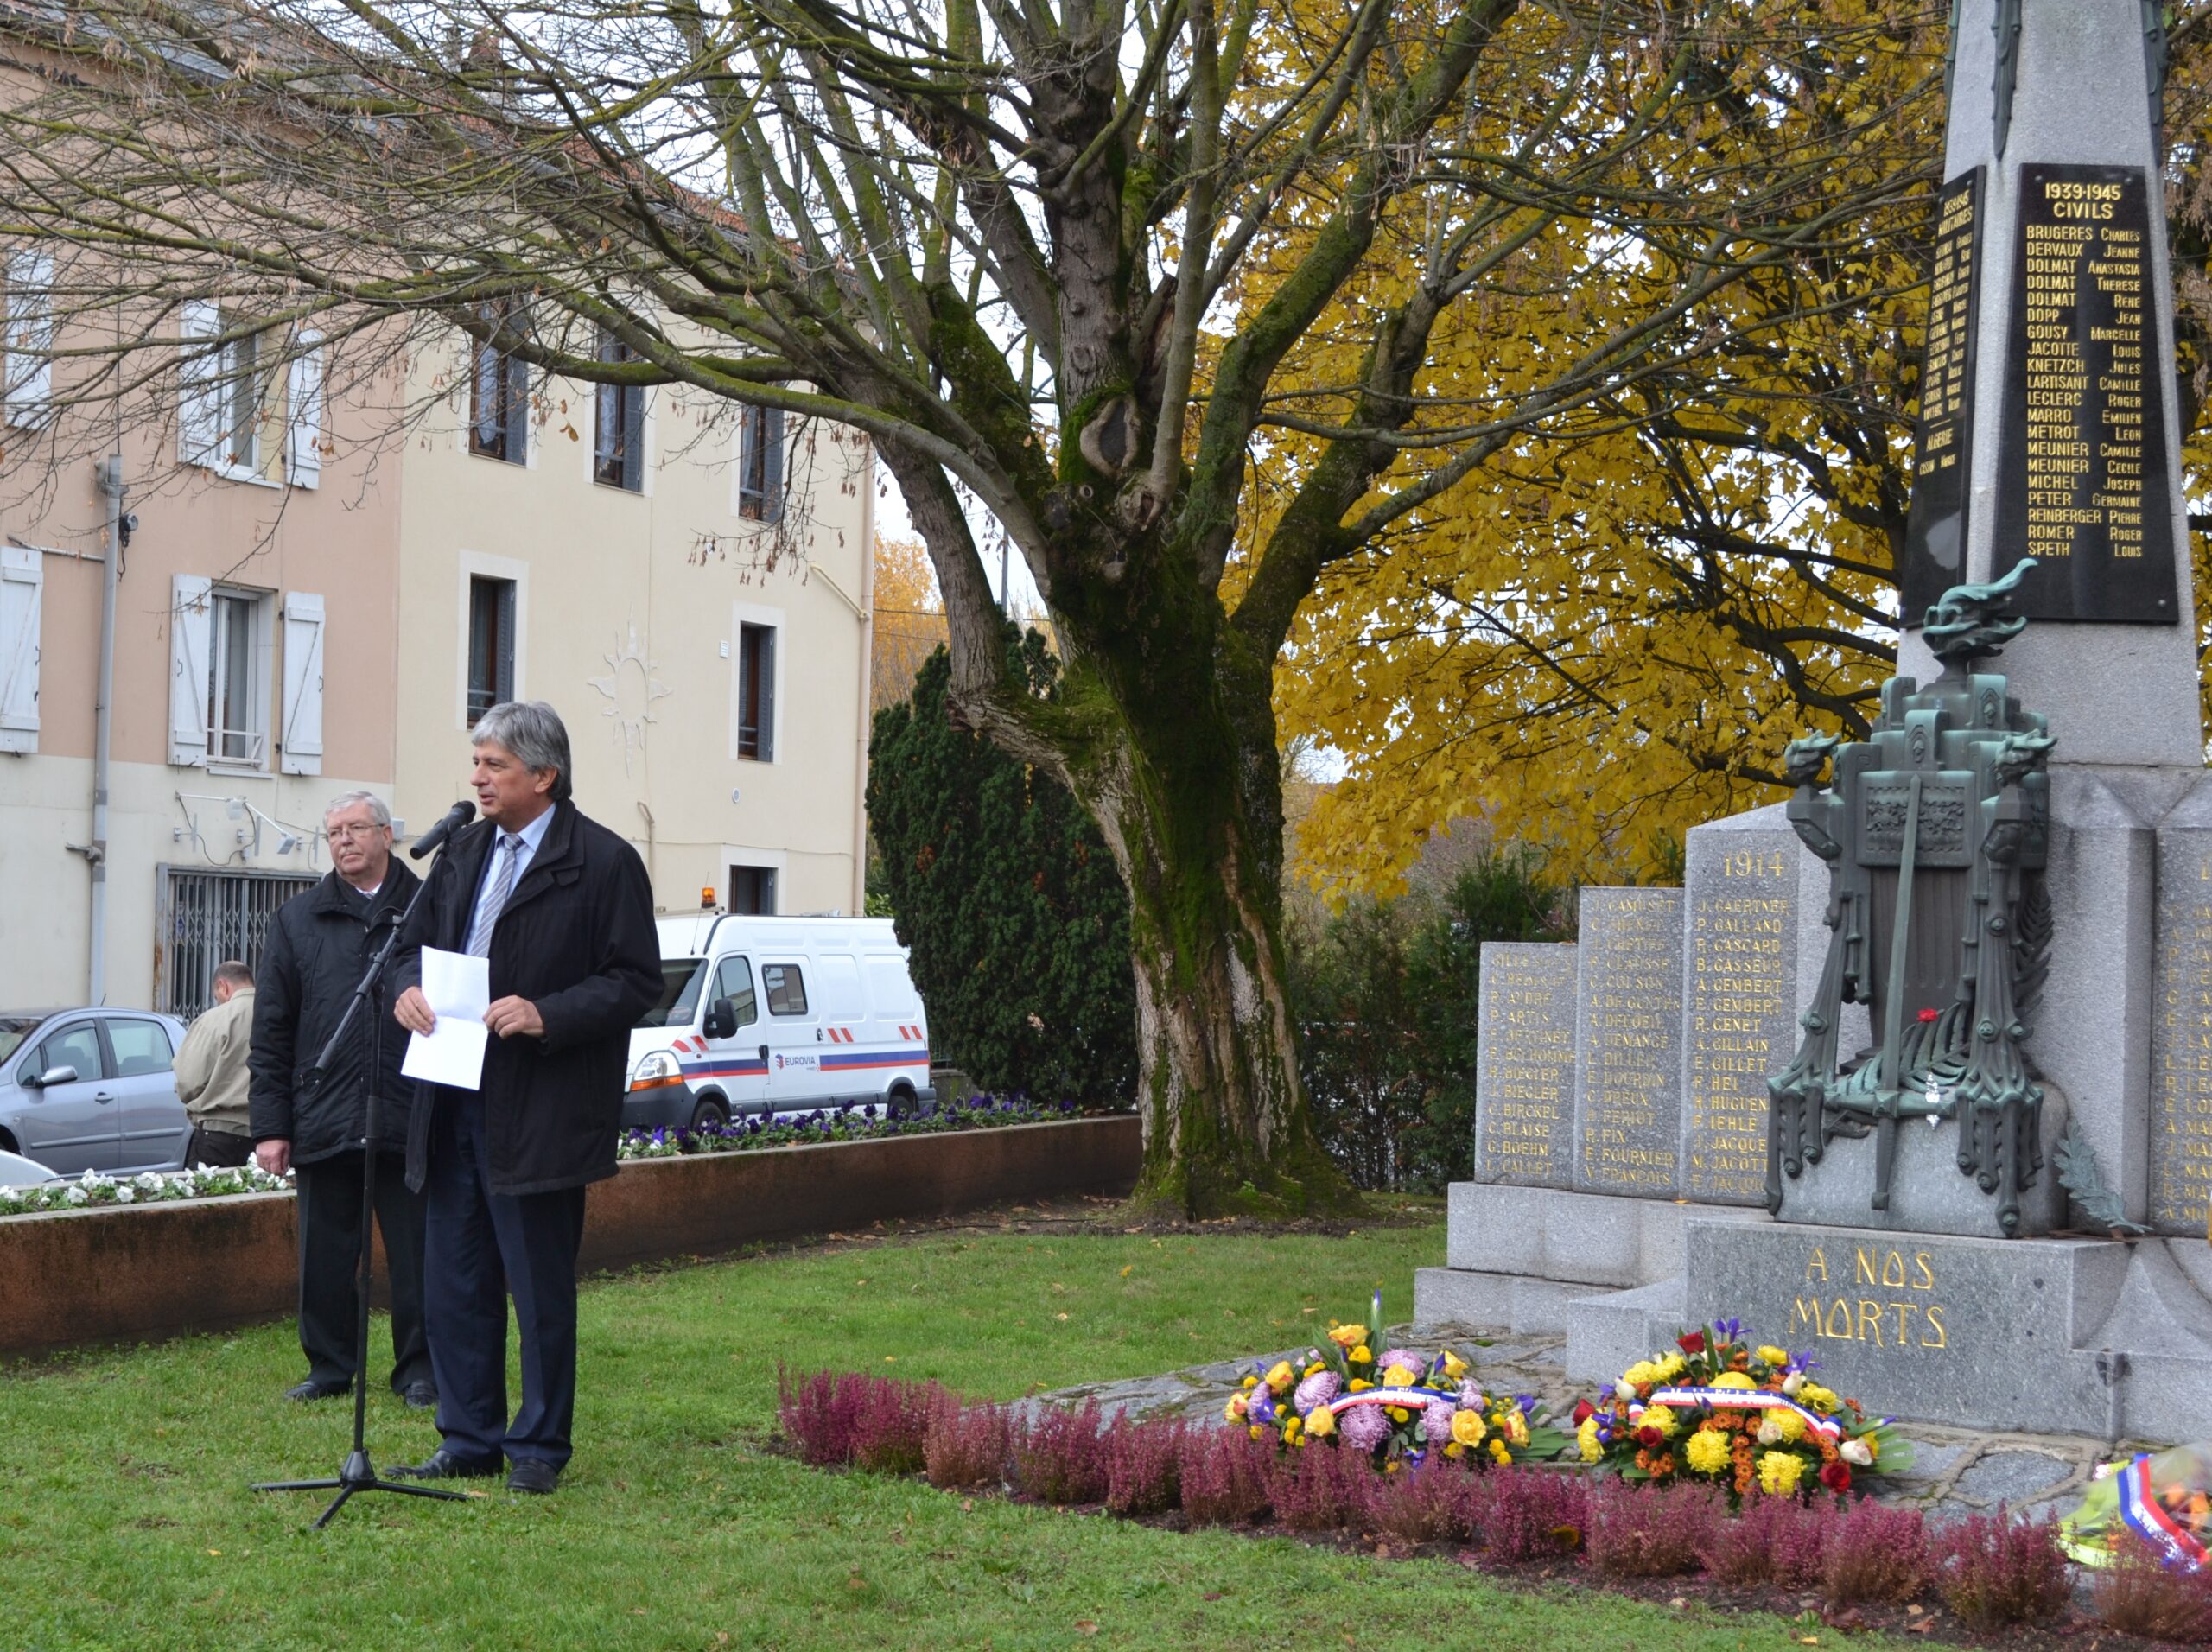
[{"x1": 0, "y1": 1115, "x2": 1139, "y2": 1358}]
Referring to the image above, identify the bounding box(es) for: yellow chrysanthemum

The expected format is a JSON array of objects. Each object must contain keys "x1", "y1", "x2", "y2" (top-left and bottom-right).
[
  {"x1": 1283, "y1": 1416, "x2": 1302, "y2": 1443},
  {"x1": 1382, "y1": 1363, "x2": 1417, "y2": 1388},
  {"x1": 1621, "y1": 1361, "x2": 1660, "y2": 1388},
  {"x1": 1640, "y1": 1405, "x2": 1680, "y2": 1439},
  {"x1": 1684, "y1": 1429, "x2": 1732, "y2": 1475},
  {"x1": 1770, "y1": 1407, "x2": 1807, "y2": 1443},
  {"x1": 1756, "y1": 1345, "x2": 1790, "y2": 1368},
  {"x1": 1488, "y1": 1438, "x2": 1511, "y2": 1465},
  {"x1": 1577, "y1": 1416, "x2": 1604, "y2": 1465},
  {"x1": 1452, "y1": 1410, "x2": 1488, "y2": 1447},
  {"x1": 1266, "y1": 1361, "x2": 1296, "y2": 1393},
  {"x1": 1712, "y1": 1372, "x2": 1758, "y2": 1391},
  {"x1": 1655, "y1": 1354, "x2": 1688, "y2": 1381},
  {"x1": 1758, "y1": 1451, "x2": 1805, "y2": 1496},
  {"x1": 1443, "y1": 1441, "x2": 1465, "y2": 1459},
  {"x1": 1798, "y1": 1383, "x2": 1840, "y2": 1414},
  {"x1": 1388, "y1": 1407, "x2": 1409, "y2": 1423},
  {"x1": 1305, "y1": 1408, "x2": 1337, "y2": 1439}
]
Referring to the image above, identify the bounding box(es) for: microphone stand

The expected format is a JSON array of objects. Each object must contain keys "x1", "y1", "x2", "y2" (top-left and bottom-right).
[{"x1": 252, "y1": 848, "x2": 472, "y2": 1528}]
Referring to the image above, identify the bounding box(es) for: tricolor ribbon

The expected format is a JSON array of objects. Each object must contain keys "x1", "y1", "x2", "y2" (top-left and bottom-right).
[
  {"x1": 1630, "y1": 1385, "x2": 1845, "y2": 1444},
  {"x1": 2118, "y1": 1454, "x2": 2210, "y2": 1571},
  {"x1": 1325, "y1": 1386, "x2": 1446, "y2": 1414}
]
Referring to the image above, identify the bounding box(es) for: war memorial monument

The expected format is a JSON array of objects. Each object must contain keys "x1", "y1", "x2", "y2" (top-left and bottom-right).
[{"x1": 1418, "y1": 0, "x2": 2212, "y2": 1443}]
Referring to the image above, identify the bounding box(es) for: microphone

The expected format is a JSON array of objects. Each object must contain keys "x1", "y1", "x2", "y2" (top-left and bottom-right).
[{"x1": 409, "y1": 800, "x2": 476, "y2": 861}]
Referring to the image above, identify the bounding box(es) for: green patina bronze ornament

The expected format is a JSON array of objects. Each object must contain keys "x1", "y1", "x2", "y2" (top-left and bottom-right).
[{"x1": 1768, "y1": 559, "x2": 2055, "y2": 1236}]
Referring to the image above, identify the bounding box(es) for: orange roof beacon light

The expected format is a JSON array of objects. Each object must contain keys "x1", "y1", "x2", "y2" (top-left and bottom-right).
[{"x1": 700, "y1": 886, "x2": 716, "y2": 911}]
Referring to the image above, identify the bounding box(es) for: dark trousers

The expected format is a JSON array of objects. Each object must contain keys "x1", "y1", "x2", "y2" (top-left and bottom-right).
[
  {"x1": 294, "y1": 1151, "x2": 433, "y2": 1393},
  {"x1": 422, "y1": 1093, "x2": 588, "y2": 1470},
  {"x1": 184, "y1": 1125, "x2": 254, "y2": 1168}
]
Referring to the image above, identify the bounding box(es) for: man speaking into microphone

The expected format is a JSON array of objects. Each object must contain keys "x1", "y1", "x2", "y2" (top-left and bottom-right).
[{"x1": 391, "y1": 702, "x2": 659, "y2": 1494}]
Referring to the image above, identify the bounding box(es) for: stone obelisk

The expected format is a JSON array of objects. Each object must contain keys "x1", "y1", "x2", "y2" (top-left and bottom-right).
[{"x1": 1896, "y1": 0, "x2": 2202, "y2": 766}]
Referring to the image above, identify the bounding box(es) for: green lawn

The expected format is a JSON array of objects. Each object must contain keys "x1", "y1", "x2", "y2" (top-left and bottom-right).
[{"x1": 0, "y1": 1201, "x2": 1890, "y2": 1649}]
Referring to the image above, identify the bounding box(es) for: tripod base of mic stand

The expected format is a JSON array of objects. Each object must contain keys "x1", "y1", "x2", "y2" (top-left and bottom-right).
[{"x1": 255, "y1": 1449, "x2": 477, "y2": 1529}]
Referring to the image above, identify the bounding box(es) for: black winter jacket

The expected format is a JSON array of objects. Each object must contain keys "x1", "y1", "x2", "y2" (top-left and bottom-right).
[
  {"x1": 247, "y1": 860, "x2": 424, "y2": 1163},
  {"x1": 394, "y1": 801, "x2": 659, "y2": 1198}
]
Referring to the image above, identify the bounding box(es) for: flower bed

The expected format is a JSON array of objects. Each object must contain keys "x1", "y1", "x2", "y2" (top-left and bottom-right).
[
  {"x1": 0, "y1": 1163, "x2": 290, "y2": 1217},
  {"x1": 616, "y1": 1095, "x2": 1103, "y2": 1159}
]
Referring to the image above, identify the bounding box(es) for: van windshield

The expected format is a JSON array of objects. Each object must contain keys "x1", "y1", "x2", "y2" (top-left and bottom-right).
[{"x1": 637, "y1": 959, "x2": 709, "y2": 1028}]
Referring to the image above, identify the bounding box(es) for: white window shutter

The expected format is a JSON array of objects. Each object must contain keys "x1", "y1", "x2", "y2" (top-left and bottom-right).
[
  {"x1": 286, "y1": 330, "x2": 323, "y2": 489},
  {"x1": 279, "y1": 591, "x2": 325, "y2": 775},
  {"x1": 3, "y1": 251, "x2": 54, "y2": 429},
  {"x1": 0, "y1": 545, "x2": 41, "y2": 753},
  {"x1": 177, "y1": 302, "x2": 221, "y2": 469},
  {"x1": 168, "y1": 573, "x2": 212, "y2": 766}
]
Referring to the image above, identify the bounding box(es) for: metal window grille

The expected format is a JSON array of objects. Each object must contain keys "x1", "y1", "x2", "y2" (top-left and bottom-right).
[{"x1": 156, "y1": 866, "x2": 315, "y2": 1019}]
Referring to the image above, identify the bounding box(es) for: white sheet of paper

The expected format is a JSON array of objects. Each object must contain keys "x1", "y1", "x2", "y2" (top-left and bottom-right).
[{"x1": 401, "y1": 947, "x2": 492, "y2": 1090}]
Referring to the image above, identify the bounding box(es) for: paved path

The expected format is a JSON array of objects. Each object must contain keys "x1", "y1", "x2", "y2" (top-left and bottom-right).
[{"x1": 1038, "y1": 1321, "x2": 2112, "y2": 1522}]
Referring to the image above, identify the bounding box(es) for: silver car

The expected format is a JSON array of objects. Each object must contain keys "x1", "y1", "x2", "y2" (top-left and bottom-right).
[{"x1": 0, "y1": 1009, "x2": 192, "y2": 1177}]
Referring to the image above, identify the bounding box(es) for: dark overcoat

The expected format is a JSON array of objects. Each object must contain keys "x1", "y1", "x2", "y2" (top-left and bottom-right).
[
  {"x1": 247, "y1": 860, "x2": 423, "y2": 1164},
  {"x1": 393, "y1": 800, "x2": 660, "y2": 1198}
]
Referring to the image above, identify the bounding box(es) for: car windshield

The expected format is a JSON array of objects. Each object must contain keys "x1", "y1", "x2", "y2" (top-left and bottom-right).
[
  {"x1": 0, "y1": 1017, "x2": 41, "y2": 1065},
  {"x1": 636, "y1": 960, "x2": 709, "y2": 1029}
]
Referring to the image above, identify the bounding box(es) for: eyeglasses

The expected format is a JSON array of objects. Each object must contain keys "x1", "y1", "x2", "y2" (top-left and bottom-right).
[{"x1": 327, "y1": 823, "x2": 387, "y2": 841}]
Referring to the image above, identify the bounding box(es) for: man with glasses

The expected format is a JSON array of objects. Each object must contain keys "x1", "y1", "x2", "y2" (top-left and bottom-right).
[{"x1": 248, "y1": 791, "x2": 435, "y2": 1408}]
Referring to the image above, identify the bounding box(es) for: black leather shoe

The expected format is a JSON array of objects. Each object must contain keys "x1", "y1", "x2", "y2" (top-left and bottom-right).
[
  {"x1": 505, "y1": 1459, "x2": 559, "y2": 1496},
  {"x1": 391, "y1": 1448, "x2": 501, "y2": 1481},
  {"x1": 284, "y1": 1377, "x2": 352, "y2": 1402},
  {"x1": 399, "y1": 1381, "x2": 438, "y2": 1410}
]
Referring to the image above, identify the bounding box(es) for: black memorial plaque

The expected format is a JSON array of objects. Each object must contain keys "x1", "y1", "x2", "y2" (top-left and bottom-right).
[
  {"x1": 1991, "y1": 163, "x2": 2180, "y2": 622},
  {"x1": 1901, "y1": 169, "x2": 1985, "y2": 621}
]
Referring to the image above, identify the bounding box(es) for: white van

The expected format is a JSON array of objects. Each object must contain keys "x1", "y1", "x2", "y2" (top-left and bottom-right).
[{"x1": 623, "y1": 915, "x2": 932, "y2": 1132}]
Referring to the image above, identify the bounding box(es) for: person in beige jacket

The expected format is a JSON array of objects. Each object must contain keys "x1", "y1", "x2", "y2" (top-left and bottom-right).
[{"x1": 175, "y1": 961, "x2": 257, "y2": 1167}]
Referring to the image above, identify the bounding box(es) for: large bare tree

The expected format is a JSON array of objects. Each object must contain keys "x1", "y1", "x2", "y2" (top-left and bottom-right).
[{"x1": 0, "y1": 0, "x2": 1940, "y2": 1213}]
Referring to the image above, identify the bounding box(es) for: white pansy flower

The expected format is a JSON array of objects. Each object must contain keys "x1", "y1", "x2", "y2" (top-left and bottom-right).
[
  {"x1": 114, "y1": 1186, "x2": 136, "y2": 1204},
  {"x1": 135, "y1": 1172, "x2": 163, "y2": 1192},
  {"x1": 63, "y1": 1186, "x2": 87, "y2": 1205}
]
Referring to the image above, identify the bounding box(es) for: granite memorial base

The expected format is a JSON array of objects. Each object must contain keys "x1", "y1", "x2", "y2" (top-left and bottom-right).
[
  {"x1": 1412, "y1": 1182, "x2": 1766, "y2": 1336},
  {"x1": 1557, "y1": 1217, "x2": 2212, "y2": 1445}
]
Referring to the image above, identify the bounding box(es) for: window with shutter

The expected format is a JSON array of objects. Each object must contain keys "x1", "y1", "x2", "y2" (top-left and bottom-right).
[
  {"x1": 3, "y1": 251, "x2": 54, "y2": 429},
  {"x1": 0, "y1": 545, "x2": 41, "y2": 753},
  {"x1": 177, "y1": 303, "x2": 223, "y2": 469},
  {"x1": 737, "y1": 404, "x2": 785, "y2": 522},
  {"x1": 593, "y1": 326, "x2": 644, "y2": 490},
  {"x1": 468, "y1": 304, "x2": 531, "y2": 464},
  {"x1": 279, "y1": 592, "x2": 324, "y2": 775},
  {"x1": 736, "y1": 620, "x2": 777, "y2": 761}
]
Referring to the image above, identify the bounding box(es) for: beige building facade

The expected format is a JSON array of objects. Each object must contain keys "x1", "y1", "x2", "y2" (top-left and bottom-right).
[{"x1": 0, "y1": 296, "x2": 872, "y2": 1019}]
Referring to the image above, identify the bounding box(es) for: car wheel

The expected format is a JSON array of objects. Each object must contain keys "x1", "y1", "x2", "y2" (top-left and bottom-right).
[
  {"x1": 886, "y1": 1083, "x2": 917, "y2": 1120},
  {"x1": 690, "y1": 1096, "x2": 730, "y2": 1133}
]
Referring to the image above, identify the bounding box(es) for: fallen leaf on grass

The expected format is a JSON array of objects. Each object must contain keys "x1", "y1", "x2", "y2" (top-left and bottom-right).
[{"x1": 1074, "y1": 1622, "x2": 1098, "y2": 1636}]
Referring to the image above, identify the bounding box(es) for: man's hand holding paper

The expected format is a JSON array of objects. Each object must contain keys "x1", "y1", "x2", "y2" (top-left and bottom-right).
[{"x1": 399, "y1": 947, "x2": 492, "y2": 1089}]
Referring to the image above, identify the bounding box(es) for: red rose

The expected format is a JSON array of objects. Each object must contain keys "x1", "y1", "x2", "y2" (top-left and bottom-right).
[
  {"x1": 1821, "y1": 1461, "x2": 1853, "y2": 1494},
  {"x1": 1572, "y1": 1400, "x2": 1595, "y2": 1426},
  {"x1": 1677, "y1": 1332, "x2": 1706, "y2": 1355},
  {"x1": 1636, "y1": 1426, "x2": 1664, "y2": 1449}
]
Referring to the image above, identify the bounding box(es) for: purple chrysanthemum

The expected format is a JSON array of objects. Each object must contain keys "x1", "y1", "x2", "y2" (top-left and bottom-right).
[
  {"x1": 1377, "y1": 1349, "x2": 1421, "y2": 1376},
  {"x1": 1421, "y1": 1398, "x2": 1457, "y2": 1443},
  {"x1": 1338, "y1": 1405, "x2": 1390, "y2": 1452},
  {"x1": 1294, "y1": 1370, "x2": 1342, "y2": 1414},
  {"x1": 1458, "y1": 1379, "x2": 1486, "y2": 1411}
]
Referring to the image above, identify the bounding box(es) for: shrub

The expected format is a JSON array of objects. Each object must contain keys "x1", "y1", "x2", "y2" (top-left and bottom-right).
[
  {"x1": 1586, "y1": 1479, "x2": 1720, "y2": 1579},
  {"x1": 1821, "y1": 1497, "x2": 1927, "y2": 1605},
  {"x1": 1103, "y1": 1416, "x2": 1185, "y2": 1517},
  {"x1": 1929, "y1": 1505, "x2": 2071, "y2": 1630},
  {"x1": 2093, "y1": 1534, "x2": 2212, "y2": 1642},
  {"x1": 1364, "y1": 1459, "x2": 1479, "y2": 1547},
  {"x1": 1179, "y1": 1428, "x2": 1272, "y2": 1528},
  {"x1": 1268, "y1": 1441, "x2": 1364, "y2": 1534},
  {"x1": 851, "y1": 1377, "x2": 939, "y2": 1476},
  {"x1": 777, "y1": 1366, "x2": 864, "y2": 1467},
  {"x1": 1010, "y1": 1400, "x2": 1110, "y2": 1505},
  {"x1": 1473, "y1": 1467, "x2": 1590, "y2": 1563},
  {"x1": 1700, "y1": 1492, "x2": 1832, "y2": 1589},
  {"x1": 923, "y1": 1395, "x2": 1008, "y2": 1490}
]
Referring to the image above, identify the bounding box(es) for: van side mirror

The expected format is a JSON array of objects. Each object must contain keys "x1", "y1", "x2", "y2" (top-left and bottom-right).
[
  {"x1": 703, "y1": 998, "x2": 737, "y2": 1041},
  {"x1": 32, "y1": 1065, "x2": 78, "y2": 1089}
]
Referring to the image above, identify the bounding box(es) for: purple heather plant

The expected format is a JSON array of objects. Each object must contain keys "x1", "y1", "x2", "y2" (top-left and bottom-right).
[
  {"x1": 777, "y1": 1366, "x2": 864, "y2": 1467},
  {"x1": 1700, "y1": 1490, "x2": 1833, "y2": 1588},
  {"x1": 1363, "y1": 1458, "x2": 1478, "y2": 1546},
  {"x1": 1268, "y1": 1440, "x2": 1364, "y2": 1533},
  {"x1": 849, "y1": 1376, "x2": 939, "y2": 1476},
  {"x1": 1821, "y1": 1497, "x2": 1928, "y2": 1606},
  {"x1": 922, "y1": 1395, "x2": 1008, "y2": 1490},
  {"x1": 1178, "y1": 1427, "x2": 1272, "y2": 1528},
  {"x1": 1103, "y1": 1415, "x2": 1185, "y2": 1517},
  {"x1": 2094, "y1": 1532, "x2": 2212, "y2": 1642},
  {"x1": 1586, "y1": 1479, "x2": 1720, "y2": 1579},
  {"x1": 1474, "y1": 1466, "x2": 1590, "y2": 1563},
  {"x1": 1009, "y1": 1400, "x2": 1110, "y2": 1505},
  {"x1": 1929, "y1": 1505, "x2": 2071, "y2": 1631}
]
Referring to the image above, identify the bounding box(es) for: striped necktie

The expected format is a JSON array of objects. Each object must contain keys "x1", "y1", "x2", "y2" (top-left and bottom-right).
[{"x1": 466, "y1": 834, "x2": 524, "y2": 957}]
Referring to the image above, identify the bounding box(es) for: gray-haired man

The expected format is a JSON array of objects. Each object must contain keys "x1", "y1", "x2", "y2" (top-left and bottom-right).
[{"x1": 249, "y1": 791, "x2": 435, "y2": 1407}]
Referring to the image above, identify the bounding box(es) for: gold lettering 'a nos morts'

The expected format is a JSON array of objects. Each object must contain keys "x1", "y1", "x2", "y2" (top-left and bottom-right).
[
  {"x1": 1575, "y1": 890, "x2": 1683, "y2": 1197},
  {"x1": 1475, "y1": 944, "x2": 1578, "y2": 1186},
  {"x1": 1686, "y1": 842, "x2": 1794, "y2": 1204},
  {"x1": 2151, "y1": 844, "x2": 2212, "y2": 1231},
  {"x1": 1786, "y1": 1246, "x2": 1950, "y2": 1350}
]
